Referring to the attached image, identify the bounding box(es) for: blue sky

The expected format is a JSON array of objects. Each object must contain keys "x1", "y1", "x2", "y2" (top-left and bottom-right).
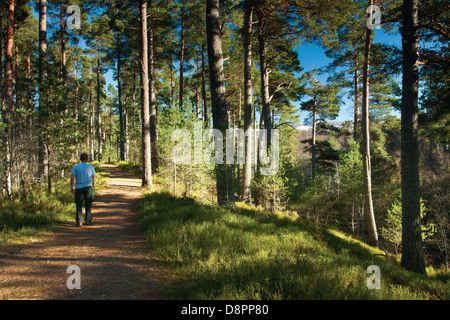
[
  {"x1": 100, "y1": 19, "x2": 402, "y2": 125},
  {"x1": 295, "y1": 28, "x2": 402, "y2": 123},
  {"x1": 31, "y1": 2, "x2": 402, "y2": 125}
]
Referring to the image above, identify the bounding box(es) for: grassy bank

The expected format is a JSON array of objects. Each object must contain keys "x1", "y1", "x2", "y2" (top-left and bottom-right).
[
  {"x1": 0, "y1": 161, "x2": 109, "y2": 245},
  {"x1": 138, "y1": 190, "x2": 449, "y2": 300}
]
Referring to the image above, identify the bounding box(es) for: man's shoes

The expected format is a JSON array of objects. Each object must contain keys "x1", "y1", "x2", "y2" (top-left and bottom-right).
[
  {"x1": 76, "y1": 221, "x2": 83, "y2": 227},
  {"x1": 84, "y1": 220, "x2": 92, "y2": 226}
]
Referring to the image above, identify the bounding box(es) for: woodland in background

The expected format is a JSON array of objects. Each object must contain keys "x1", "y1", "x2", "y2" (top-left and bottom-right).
[{"x1": 0, "y1": 0, "x2": 448, "y2": 275}]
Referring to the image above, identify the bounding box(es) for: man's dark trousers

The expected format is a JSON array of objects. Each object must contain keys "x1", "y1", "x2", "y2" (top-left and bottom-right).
[{"x1": 75, "y1": 186, "x2": 95, "y2": 224}]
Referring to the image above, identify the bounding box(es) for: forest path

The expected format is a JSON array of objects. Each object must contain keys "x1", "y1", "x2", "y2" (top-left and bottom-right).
[{"x1": 0, "y1": 164, "x2": 167, "y2": 300}]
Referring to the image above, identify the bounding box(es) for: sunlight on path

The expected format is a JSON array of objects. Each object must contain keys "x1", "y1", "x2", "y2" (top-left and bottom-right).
[{"x1": 0, "y1": 165, "x2": 166, "y2": 300}]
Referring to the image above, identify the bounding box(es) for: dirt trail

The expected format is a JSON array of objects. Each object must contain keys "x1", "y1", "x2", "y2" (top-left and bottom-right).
[{"x1": 0, "y1": 164, "x2": 166, "y2": 300}]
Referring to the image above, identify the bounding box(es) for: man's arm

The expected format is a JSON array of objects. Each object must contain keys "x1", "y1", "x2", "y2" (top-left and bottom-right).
[
  {"x1": 70, "y1": 174, "x2": 76, "y2": 193},
  {"x1": 92, "y1": 174, "x2": 96, "y2": 188}
]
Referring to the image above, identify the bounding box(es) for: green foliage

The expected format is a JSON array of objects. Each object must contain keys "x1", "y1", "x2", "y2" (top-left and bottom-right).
[
  {"x1": 340, "y1": 137, "x2": 363, "y2": 195},
  {"x1": 337, "y1": 136, "x2": 364, "y2": 232},
  {"x1": 380, "y1": 197, "x2": 438, "y2": 256},
  {"x1": 116, "y1": 160, "x2": 142, "y2": 177},
  {"x1": 380, "y1": 199, "x2": 403, "y2": 255},
  {"x1": 155, "y1": 103, "x2": 216, "y2": 200},
  {"x1": 138, "y1": 190, "x2": 449, "y2": 300},
  {"x1": 1, "y1": 0, "x2": 447, "y2": 284},
  {"x1": 300, "y1": 70, "x2": 341, "y2": 123},
  {"x1": 0, "y1": 172, "x2": 108, "y2": 245},
  {"x1": 0, "y1": 179, "x2": 73, "y2": 244},
  {"x1": 253, "y1": 124, "x2": 304, "y2": 210},
  {"x1": 297, "y1": 169, "x2": 337, "y2": 223},
  {"x1": 252, "y1": 172, "x2": 286, "y2": 211}
]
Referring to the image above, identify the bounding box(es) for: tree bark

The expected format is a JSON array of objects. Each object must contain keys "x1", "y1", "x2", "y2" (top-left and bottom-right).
[
  {"x1": 89, "y1": 83, "x2": 95, "y2": 161},
  {"x1": 0, "y1": 11, "x2": 3, "y2": 110},
  {"x1": 118, "y1": 39, "x2": 125, "y2": 161},
  {"x1": 74, "y1": 54, "x2": 79, "y2": 159},
  {"x1": 206, "y1": 0, "x2": 234, "y2": 206},
  {"x1": 242, "y1": 0, "x2": 253, "y2": 204},
  {"x1": 148, "y1": 22, "x2": 158, "y2": 173},
  {"x1": 196, "y1": 56, "x2": 201, "y2": 119},
  {"x1": 3, "y1": 0, "x2": 14, "y2": 198},
  {"x1": 257, "y1": 9, "x2": 272, "y2": 149},
  {"x1": 312, "y1": 92, "x2": 317, "y2": 178},
  {"x1": 96, "y1": 55, "x2": 102, "y2": 162},
  {"x1": 201, "y1": 43, "x2": 208, "y2": 126},
  {"x1": 140, "y1": 0, "x2": 152, "y2": 187},
  {"x1": 179, "y1": 1, "x2": 186, "y2": 109},
  {"x1": 362, "y1": 0, "x2": 378, "y2": 247},
  {"x1": 401, "y1": 0, "x2": 426, "y2": 275},
  {"x1": 170, "y1": 56, "x2": 175, "y2": 107},
  {"x1": 38, "y1": 0, "x2": 49, "y2": 182},
  {"x1": 353, "y1": 45, "x2": 360, "y2": 139},
  {"x1": 60, "y1": 2, "x2": 67, "y2": 110},
  {"x1": 124, "y1": 100, "x2": 129, "y2": 161}
]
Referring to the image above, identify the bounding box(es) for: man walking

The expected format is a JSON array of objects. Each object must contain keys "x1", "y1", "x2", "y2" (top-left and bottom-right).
[{"x1": 70, "y1": 153, "x2": 97, "y2": 227}]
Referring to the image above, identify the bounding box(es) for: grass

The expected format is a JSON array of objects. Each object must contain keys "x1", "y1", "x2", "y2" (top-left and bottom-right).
[
  {"x1": 116, "y1": 160, "x2": 142, "y2": 177},
  {"x1": 138, "y1": 190, "x2": 449, "y2": 300},
  {"x1": 0, "y1": 161, "x2": 109, "y2": 245}
]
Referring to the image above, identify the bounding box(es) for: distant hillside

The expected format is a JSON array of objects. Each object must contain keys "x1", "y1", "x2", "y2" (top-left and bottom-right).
[{"x1": 293, "y1": 121, "x2": 353, "y2": 132}]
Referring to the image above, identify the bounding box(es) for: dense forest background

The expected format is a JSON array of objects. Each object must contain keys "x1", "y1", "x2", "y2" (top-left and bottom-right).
[{"x1": 0, "y1": 0, "x2": 448, "y2": 276}]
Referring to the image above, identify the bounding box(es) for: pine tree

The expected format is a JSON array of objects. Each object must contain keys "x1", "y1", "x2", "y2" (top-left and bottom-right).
[
  {"x1": 242, "y1": 0, "x2": 254, "y2": 204},
  {"x1": 206, "y1": 0, "x2": 234, "y2": 206},
  {"x1": 38, "y1": 0, "x2": 49, "y2": 188},
  {"x1": 2, "y1": 0, "x2": 14, "y2": 198},
  {"x1": 140, "y1": 0, "x2": 153, "y2": 187},
  {"x1": 339, "y1": 137, "x2": 364, "y2": 235},
  {"x1": 83, "y1": 13, "x2": 113, "y2": 162},
  {"x1": 362, "y1": 0, "x2": 378, "y2": 247},
  {"x1": 400, "y1": 0, "x2": 426, "y2": 275},
  {"x1": 300, "y1": 71, "x2": 340, "y2": 178}
]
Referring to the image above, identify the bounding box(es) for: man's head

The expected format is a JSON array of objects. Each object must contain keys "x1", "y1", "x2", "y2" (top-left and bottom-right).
[{"x1": 80, "y1": 153, "x2": 89, "y2": 163}]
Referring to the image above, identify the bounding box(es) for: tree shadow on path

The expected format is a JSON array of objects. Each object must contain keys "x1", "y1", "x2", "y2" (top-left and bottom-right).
[{"x1": 0, "y1": 164, "x2": 170, "y2": 300}]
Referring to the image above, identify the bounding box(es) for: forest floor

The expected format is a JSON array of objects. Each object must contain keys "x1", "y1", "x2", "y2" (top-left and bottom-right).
[{"x1": 0, "y1": 164, "x2": 169, "y2": 300}]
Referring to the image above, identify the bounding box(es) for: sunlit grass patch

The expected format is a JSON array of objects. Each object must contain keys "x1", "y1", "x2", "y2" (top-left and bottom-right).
[
  {"x1": 0, "y1": 170, "x2": 108, "y2": 246},
  {"x1": 139, "y1": 190, "x2": 448, "y2": 300}
]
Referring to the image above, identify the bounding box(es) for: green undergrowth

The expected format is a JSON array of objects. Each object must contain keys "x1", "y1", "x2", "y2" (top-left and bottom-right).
[
  {"x1": 138, "y1": 190, "x2": 449, "y2": 300},
  {"x1": 116, "y1": 160, "x2": 142, "y2": 177},
  {"x1": 0, "y1": 161, "x2": 109, "y2": 245}
]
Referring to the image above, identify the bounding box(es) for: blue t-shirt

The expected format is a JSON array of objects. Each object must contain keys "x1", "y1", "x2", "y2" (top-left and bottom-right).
[{"x1": 71, "y1": 163, "x2": 96, "y2": 189}]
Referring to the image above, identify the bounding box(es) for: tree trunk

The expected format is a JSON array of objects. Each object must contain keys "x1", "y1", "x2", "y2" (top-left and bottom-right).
[
  {"x1": 124, "y1": 100, "x2": 129, "y2": 161},
  {"x1": 201, "y1": 43, "x2": 208, "y2": 126},
  {"x1": 74, "y1": 55, "x2": 79, "y2": 159},
  {"x1": 362, "y1": 0, "x2": 378, "y2": 247},
  {"x1": 179, "y1": 2, "x2": 186, "y2": 109},
  {"x1": 14, "y1": 44, "x2": 20, "y2": 109},
  {"x1": 257, "y1": 9, "x2": 272, "y2": 149},
  {"x1": 206, "y1": 0, "x2": 234, "y2": 206},
  {"x1": 0, "y1": 11, "x2": 3, "y2": 110},
  {"x1": 400, "y1": 0, "x2": 426, "y2": 275},
  {"x1": 38, "y1": 0, "x2": 49, "y2": 183},
  {"x1": 89, "y1": 86, "x2": 94, "y2": 161},
  {"x1": 353, "y1": 45, "x2": 360, "y2": 139},
  {"x1": 97, "y1": 56, "x2": 102, "y2": 162},
  {"x1": 118, "y1": 39, "x2": 125, "y2": 161},
  {"x1": 132, "y1": 59, "x2": 137, "y2": 134},
  {"x1": 140, "y1": 0, "x2": 152, "y2": 187},
  {"x1": 170, "y1": 56, "x2": 175, "y2": 107},
  {"x1": 148, "y1": 23, "x2": 158, "y2": 174},
  {"x1": 3, "y1": 0, "x2": 14, "y2": 198},
  {"x1": 60, "y1": 2, "x2": 67, "y2": 110},
  {"x1": 312, "y1": 92, "x2": 317, "y2": 178},
  {"x1": 242, "y1": 0, "x2": 253, "y2": 204},
  {"x1": 196, "y1": 56, "x2": 201, "y2": 119}
]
